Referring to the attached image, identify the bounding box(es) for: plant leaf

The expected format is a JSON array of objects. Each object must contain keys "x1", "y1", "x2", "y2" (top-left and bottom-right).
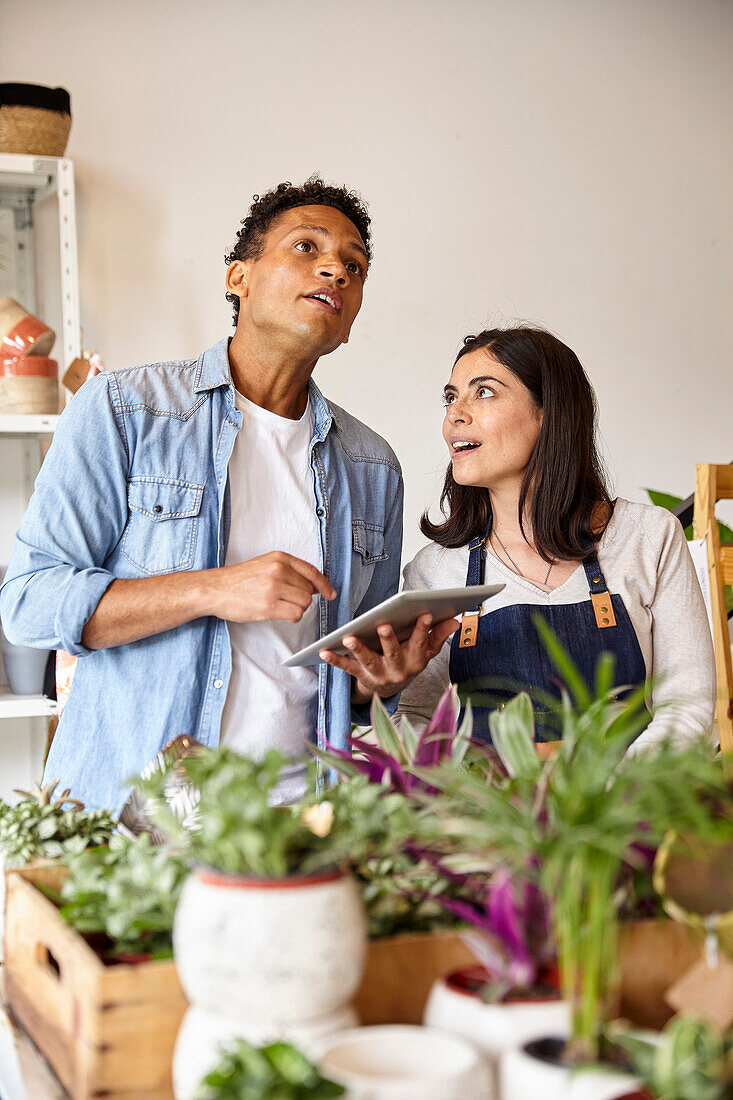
[{"x1": 489, "y1": 693, "x2": 541, "y2": 780}]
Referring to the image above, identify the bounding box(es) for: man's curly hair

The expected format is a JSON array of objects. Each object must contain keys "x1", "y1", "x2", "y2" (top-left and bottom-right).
[{"x1": 224, "y1": 176, "x2": 372, "y2": 326}]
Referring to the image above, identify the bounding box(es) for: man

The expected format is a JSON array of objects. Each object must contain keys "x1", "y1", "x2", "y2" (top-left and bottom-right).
[{"x1": 0, "y1": 178, "x2": 454, "y2": 809}]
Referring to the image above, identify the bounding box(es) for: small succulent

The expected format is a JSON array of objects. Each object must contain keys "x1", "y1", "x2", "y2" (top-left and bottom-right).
[
  {"x1": 57, "y1": 832, "x2": 188, "y2": 959},
  {"x1": 610, "y1": 1016, "x2": 733, "y2": 1100},
  {"x1": 0, "y1": 779, "x2": 115, "y2": 869},
  {"x1": 195, "y1": 1038, "x2": 345, "y2": 1099}
]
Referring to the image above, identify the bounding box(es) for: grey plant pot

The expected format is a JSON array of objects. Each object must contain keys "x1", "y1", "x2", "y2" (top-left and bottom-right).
[{"x1": 0, "y1": 625, "x2": 50, "y2": 695}]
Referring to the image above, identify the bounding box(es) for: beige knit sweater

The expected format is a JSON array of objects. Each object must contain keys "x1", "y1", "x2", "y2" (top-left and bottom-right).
[{"x1": 397, "y1": 499, "x2": 716, "y2": 751}]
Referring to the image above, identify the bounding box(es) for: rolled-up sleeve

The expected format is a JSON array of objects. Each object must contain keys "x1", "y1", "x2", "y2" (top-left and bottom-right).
[
  {"x1": 0, "y1": 374, "x2": 129, "y2": 656},
  {"x1": 350, "y1": 468, "x2": 404, "y2": 724}
]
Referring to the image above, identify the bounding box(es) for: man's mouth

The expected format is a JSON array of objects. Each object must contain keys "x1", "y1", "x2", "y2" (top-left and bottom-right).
[
  {"x1": 304, "y1": 287, "x2": 343, "y2": 314},
  {"x1": 451, "y1": 439, "x2": 482, "y2": 455}
]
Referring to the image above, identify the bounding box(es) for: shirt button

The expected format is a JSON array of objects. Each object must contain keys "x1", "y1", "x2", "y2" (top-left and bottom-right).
[
  {"x1": 214, "y1": 679, "x2": 224, "y2": 689},
  {"x1": 316, "y1": 508, "x2": 324, "y2": 517}
]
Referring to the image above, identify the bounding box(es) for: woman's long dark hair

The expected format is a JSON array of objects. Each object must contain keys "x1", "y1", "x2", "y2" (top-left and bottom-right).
[{"x1": 420, "y1": 327, "x2": 613, "y2": 561}]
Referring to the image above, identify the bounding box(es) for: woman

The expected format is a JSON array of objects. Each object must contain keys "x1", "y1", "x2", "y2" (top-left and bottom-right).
[{"x1": 322, "y1": 326, "x2": 715, "y2": 749}]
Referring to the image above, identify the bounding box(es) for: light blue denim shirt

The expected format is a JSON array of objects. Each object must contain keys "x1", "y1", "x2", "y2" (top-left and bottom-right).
[{"x1": 0, "y1": 339, "x2": 403, "y2": 810}]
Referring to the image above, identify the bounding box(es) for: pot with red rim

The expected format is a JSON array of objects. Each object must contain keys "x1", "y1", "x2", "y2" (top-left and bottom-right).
[
  {"x1": 173, "y1": 863, "x2": 367, "y2": 1022},
  {"x1": 424, "y1": 964, "x2": 570, "y2": 1098},
  {"x1": 172, "y1": 863, "x2": 367, "y2": 1099}
]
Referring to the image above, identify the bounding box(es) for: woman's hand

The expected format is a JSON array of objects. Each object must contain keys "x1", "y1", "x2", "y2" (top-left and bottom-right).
[{"x1": 319, "y1": 614, "x2": 459, "y2": 703}]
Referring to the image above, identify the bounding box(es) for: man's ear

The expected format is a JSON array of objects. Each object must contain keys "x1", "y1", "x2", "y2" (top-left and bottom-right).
[{"x1": 225, "y1": 259, "x2": 250, "y2": 300}]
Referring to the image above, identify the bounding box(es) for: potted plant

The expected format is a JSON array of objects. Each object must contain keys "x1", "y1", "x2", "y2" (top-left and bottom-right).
[
  {"x1": 136, "y1": 746, "x2": 433, "y2": 1100},
  {"x1": 427, "y1": 627, "x2": 733, "y2": 1100},
  {"x1": 609, "y1": 1015, "x2": 733, "y2": 1100},
  {"x1": 195, "y1": 1037, "x2": 346, "y2": 1099},
  {"x1": 0, "y1": 778, "x2": 115, "y2": 958},
  {"x1": 319, "y1": 688, "x2": 570, "y2": 1061}
]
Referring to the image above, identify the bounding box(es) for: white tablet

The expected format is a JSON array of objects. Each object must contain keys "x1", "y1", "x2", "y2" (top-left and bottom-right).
[{"x1": 283, "y1": 584, "x2": 505, "y2": 668}]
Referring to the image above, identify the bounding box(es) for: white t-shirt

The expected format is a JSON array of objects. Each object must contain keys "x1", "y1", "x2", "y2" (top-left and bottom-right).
[{"x1": 219, "y1": 390, "x2": 320, "y2": 802}]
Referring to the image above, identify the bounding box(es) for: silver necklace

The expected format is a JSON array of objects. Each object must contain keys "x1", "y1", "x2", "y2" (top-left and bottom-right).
[{"x1": 491, "y1": 529, "x2": 553, "y2": 586}]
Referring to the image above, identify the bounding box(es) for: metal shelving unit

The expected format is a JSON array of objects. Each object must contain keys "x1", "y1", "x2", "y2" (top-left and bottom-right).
[{"x1": 0, "y1": 154, "x2": 80, "y2": 728}]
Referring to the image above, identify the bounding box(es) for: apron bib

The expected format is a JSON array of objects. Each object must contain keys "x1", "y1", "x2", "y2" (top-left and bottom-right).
[{"x1": 448, "y1": 526, "x2": 647, "y2": 742}]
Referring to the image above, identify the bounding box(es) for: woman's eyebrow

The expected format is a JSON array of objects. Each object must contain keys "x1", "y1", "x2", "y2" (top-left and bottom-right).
[
  {"x1": 469, "y1": 375, "x2": 506, "y2": 388},
  {"x1": 443, "y1": 375, "x2": 506, "y2": 395}
]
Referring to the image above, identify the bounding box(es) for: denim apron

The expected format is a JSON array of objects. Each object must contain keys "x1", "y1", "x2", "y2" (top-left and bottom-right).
[{"x1": 448, "y1": 525, "x2": 647, "y2": 742}]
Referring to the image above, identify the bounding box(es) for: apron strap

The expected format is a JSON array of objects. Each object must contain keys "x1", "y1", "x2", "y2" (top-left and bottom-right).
[{"x1": 582, "y1": 556, "x2": 617, "y2": 628}]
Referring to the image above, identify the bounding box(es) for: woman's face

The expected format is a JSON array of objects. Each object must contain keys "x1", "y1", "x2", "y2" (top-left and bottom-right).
[{"x1": 442, "y1": 349, "x2": 543, "y2": 491}]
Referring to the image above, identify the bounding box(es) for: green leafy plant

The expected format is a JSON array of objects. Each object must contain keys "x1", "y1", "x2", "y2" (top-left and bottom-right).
[
  {"x1": 609, "y1": 1016, "x2": 733, "y2": 1100},
  {"x1": 135, "y1": 746, "x2": 440, "y2": 885},
  {"x1": 424, "y1": 624, "x2": 733, "y2": 1066},
  {"x1": 0, "y1": 779, "x2": 115, "y2": 868},
  {"x1": 56, "y1": 833, "x2": 188, "y2": 959},
  {"x1": 195, "y1": 1038, "x2": 345, "y2": 1099},
  {"x1": 646, "y1": 488, "x2": 733, "y2": 615}
]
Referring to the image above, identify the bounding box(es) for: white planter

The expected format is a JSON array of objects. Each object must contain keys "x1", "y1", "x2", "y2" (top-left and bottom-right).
[
  {"x1": 317, "y1": 1025, "x2": 492, "y2": 1099},
  {"x1": 173, "y1": 865, "x2": 367, "y2": 1022},
  {"x1": 173, "y1": 1001, "x2": 359, "y2": 1100},
  {"x1": 424, "y1": 969, "x2": 570, "y2": 1098},
  {"x1": 501, "y1": 1039, "x2": 640, "y2": 1100}
]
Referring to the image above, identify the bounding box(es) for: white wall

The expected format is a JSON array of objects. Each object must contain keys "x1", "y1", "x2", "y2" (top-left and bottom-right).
[{"x1": 1, "y1": 0, "x2": 731, "y2": 790}]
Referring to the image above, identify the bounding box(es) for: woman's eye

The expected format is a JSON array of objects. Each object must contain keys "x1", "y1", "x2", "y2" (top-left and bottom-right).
[
  {"x1": 477, "y1": 386, "x2": 494, "y2": 398},
  {"x1": 295, "y1": 240, "x2": 313, "y2": 253}
]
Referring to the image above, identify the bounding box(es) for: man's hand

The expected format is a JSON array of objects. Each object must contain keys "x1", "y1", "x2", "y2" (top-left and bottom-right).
[
  {"x1": 319, "y1": 614, "x2": 459, "y2": 703},
  {"x1": 209, "y1": 551, "x2": 335, "y2": 623},
  {"x1": 81, "y1": 552, "x2": 334, "y2": 649}
]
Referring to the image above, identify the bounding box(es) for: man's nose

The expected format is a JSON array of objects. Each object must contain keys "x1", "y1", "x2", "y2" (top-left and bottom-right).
[{"x1": 318, "y1": 255, "x2": 349, "y2": 286}]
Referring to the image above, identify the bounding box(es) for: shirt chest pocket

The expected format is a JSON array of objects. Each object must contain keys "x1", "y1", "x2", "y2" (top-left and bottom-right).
[
  {"x1": 121, "y1": 477, "x2": 204, "y2": 575},
  {"x1": 349, "y1": 520, "x2": 388, "y2": 609},
  {"x1": 352, "y1": 520, "x2": 388, "y2": 565}
]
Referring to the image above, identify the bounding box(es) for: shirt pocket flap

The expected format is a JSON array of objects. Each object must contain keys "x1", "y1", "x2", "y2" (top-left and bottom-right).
[
  {"x1": 352, "y1": 520, "x2": 388, "y2": 564},
  {"x1": 127, "y1": 477, "x2": 204, "y2": 521}
]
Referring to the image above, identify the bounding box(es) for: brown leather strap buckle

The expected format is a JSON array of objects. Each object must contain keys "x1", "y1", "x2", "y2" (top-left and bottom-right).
[{"x1": 591, "y1": 591, "x2": 617, "y2": 628}]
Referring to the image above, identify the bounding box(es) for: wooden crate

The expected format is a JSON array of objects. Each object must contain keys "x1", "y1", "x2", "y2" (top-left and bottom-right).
[{"x1": 4, "y1": 863, "x2": 187, "y2": 1099}]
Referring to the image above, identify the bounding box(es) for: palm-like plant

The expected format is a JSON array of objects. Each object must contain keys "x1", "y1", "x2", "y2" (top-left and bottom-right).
[{"x1": 424, "y1": 620, "x2": 733, "y2": 1065}]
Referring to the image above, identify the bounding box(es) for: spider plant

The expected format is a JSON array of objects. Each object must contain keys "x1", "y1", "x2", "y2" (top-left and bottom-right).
[{"x1": 424, "y1": 620, "x2": 733, "y2": 1065}]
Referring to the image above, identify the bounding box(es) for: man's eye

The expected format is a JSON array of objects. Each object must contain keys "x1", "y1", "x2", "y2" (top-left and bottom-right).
[
  {"x1": 346, "y1": 261, "x2": 363, "y2": 275},
  {"x1": 443, "y1": 394, "x2": 455, "y2": 407},
  {"x1": 295, "y1": 240, "x2": 313, "y2": 253}
]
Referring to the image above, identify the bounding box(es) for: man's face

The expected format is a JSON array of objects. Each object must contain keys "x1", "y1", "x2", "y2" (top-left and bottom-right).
[{"x1": 229, "y1": 205, "x2": 368, "y2": 357}]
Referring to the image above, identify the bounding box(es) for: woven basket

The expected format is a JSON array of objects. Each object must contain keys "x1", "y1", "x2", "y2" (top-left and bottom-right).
[{"x1": 0, "y1": 84, "x2": 71, "y2": 157}]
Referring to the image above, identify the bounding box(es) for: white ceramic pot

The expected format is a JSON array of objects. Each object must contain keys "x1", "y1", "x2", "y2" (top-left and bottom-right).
[
  {"x1": 173, "y1": 866, "x2": 367, "y2": 1023},
  {"x1": 501, "y1": 1039, "x2": 640, "y2": 1100},
  {"x1": 424, "y1": 968, "x2": 569, "y2": 1098},
  {"x1": 317, "y1": 1025, "x2": 492, "y2": 1099},
  {"x1": 172, "y1": 1001, "x2": 359, "y2": 1100}
]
